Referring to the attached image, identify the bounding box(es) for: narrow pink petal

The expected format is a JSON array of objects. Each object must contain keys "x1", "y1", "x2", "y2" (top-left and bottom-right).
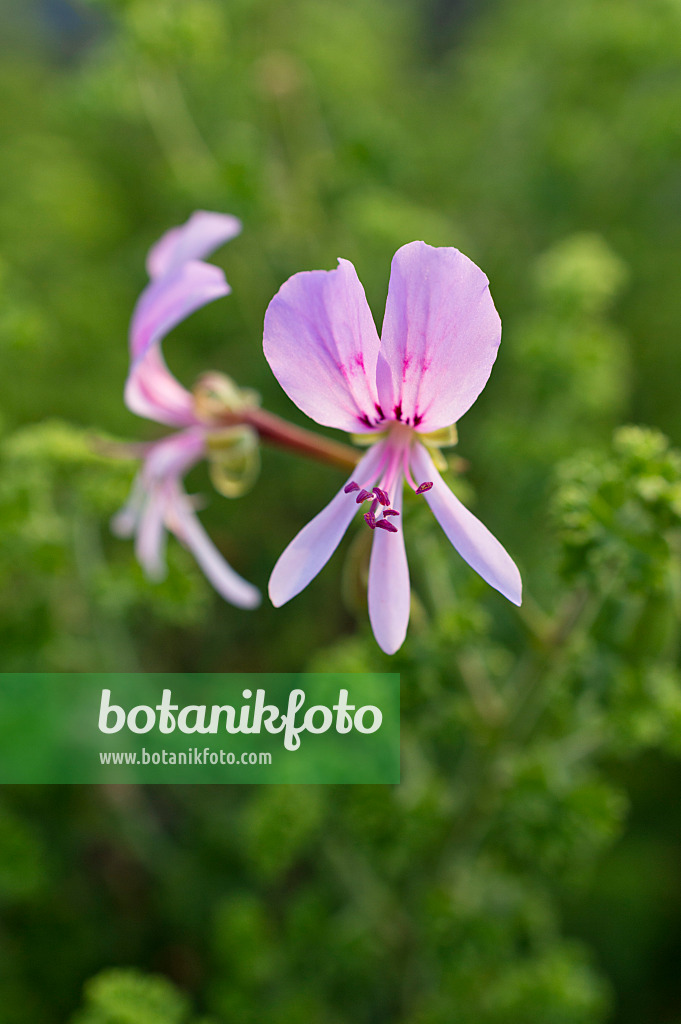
[
  {"x1": 125, "y1": 345, "x2": 197, "y2": 427},
  {"x1": 263, "y1": 259, "x2": 382, "y2": 433},
  {"x1": 378, "y1": 242, "x2": 502, "y2": 432},
  {"x1": 169, "y1": 489, "x2": 261, "y2": 609},
  {"x1": 269, "y1": 444, "x2": 385, "y2": 606},
  {"x1": 135, "y1": 487, "x2": 168, "y2": 581},
  {"x1": 146, "y1": 211, "x2": 242, "y2": 280},
  {"x1": 368, "y1": 477, "x2": 410, "y2": 654},
  {"x1": 129, "y1": 430, "x2": 205, "y2": 576},
  {"x1": 130, "y1": 259, "x2": 229, "y2": 364},
  {"x1": 411, "y1": 444, "x2": 522, "y2": 605}
]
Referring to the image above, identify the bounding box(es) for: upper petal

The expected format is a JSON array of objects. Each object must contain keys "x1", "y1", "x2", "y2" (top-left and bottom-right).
[
  {"x1": 146, "y1": 211, "x2": 242, "y2": 280},
  {"x1": 130, "y1": 259, "x2": 229, "y2": 364},
  {"x1": 127, "y1": 260, "x2": 229, "y2": 425},
  {"x1": 263, "y1": 259, "x2": 381, "y2": 433},
  {"x1": 268, "y1": 443, "x2": 385, "y2": 606},
  {"x1": 411, "y1": 443, "x2": 521, "y2": 605},
  {"x1": 368, "y1": 476, "x2": 410, "y2": 654},
  {"x1": 377, "y1": 242, "x2": 501, "y2": 432}
]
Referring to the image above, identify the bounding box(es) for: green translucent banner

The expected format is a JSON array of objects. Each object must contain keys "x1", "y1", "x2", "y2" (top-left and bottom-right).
[{"x1": 0, "y1": 673, "x2": 400, "y2": 784}]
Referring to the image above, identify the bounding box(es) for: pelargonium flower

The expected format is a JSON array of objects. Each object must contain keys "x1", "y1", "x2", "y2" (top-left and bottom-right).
[
  {"x1": 112, "y1": 211, "x2": 261, "y2": 609},
  {"x1": 264, "y1": 241, "x2": 521, "y2": 653}
]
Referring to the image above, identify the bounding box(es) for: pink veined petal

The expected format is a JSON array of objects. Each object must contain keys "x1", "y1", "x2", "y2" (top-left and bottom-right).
[
  {"x1": 378, "y1": 241, "x2": 502, "y2": 432},
  {"x1": 135, "y1": 486, "x2": 168, "y2": 581},
  {"x1": 263, "y1": 259, "x2": 382, "y2": 433},
  {"x1": 130, "y1": 259, "x2": 229, "y2": 364},
  {"x1": 125, "y1": 345, "x2": 197, "y2": 428},
  {"x1": 168, "y1": 488, "x2": 261, "y2": 609},
  {"x1": 146, "y1": 211, "x2": 242, "y2": 280},
  {"x1": 269, "y1": 443, "x2": 385, "y2": 606},
  {"x1": 411, "y1": 443, "x2": 521, "y2": 605},
  {"x1": 368, "y1": 476, "x2": 410, "y2": 654}
]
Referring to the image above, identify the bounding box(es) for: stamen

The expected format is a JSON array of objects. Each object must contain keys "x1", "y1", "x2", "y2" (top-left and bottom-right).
[
  {"x1": 364, "y1": 511, "x2": 376, "y2": 529},
  {"x1": 355, "y1": 488, "x2": 372, "y2": 504},
  {"x1": 383, "y1": 509, "x2": 400, "y2": 517},
  {"x1": 375, "y1": 519, "x2": 398, "y2": 533},
  {"x1": 344, "y1": 481, "x2": 360, "y2": 493},
  {"x1": 416, "y1": 481, "x2": 433, "y2": 494},
  {"x1": 373, "y1": 486, "x2": 390, "y2": 506}
]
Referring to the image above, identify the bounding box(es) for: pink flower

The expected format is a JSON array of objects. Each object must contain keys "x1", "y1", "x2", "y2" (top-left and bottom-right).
[
  {"x1": 112, "y1": 212, "x2": 260, "y2": 609},
  {"x1": 264, "y1": 241, "x2": 521, "y2": 653}
]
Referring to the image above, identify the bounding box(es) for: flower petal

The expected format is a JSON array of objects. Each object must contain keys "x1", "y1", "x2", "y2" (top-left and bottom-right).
[
  {"x1": 378, "y1": 242, "x2": 502, "y2": 432},
  {"x1": 142, "y1": 428, "x2": 206, "y2": 481},
  {"x1": 411, "y1": 443, "x2": 521, "y2": 605},
  {"x1": 169, "y1": 488, "x2": 261, "y2": 609},
  {"x1": 130, "y1": 259, "x2": 229, "y2": 364},
  {"x1": 125, "y1": 345, "x2": 197, "y2": 428},
  {"x1": 263, "y1": 259, "x2": 381, "y2": 433},
  {"x1": 146, "y1": 211, "x2": 242, "y2": 280},
  {"x1": 269, "y1": 444, "x2": 385, "y2": 606},
  {"x1": 368, "y1": 477, "x2": 410, "y2": 654},
  {"x1": 135, "y1": 486, "x2": 168, "y2": 581}
]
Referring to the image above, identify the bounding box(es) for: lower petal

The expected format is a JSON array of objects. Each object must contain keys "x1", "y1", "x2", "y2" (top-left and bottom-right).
[
  {"x1": 411, "y1": 443, "x2": 522, "y2": 606},
  {"x1": 368, "y1": 476, "x2": 410, "y2": 654},
  {"x1": 135, "y1": 488, "x2": 168, "y2": 581},
  {"x1": 170, "y1": 490, "x2": 261, "y2": 609},
  {"x1": 269, "y1": 444, "x2": 385, "y2": 607}
]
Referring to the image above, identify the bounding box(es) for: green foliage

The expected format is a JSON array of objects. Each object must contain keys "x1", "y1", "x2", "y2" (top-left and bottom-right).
[{"x1": 72, "y1": 968, "x2": 200, "y2": 1024}]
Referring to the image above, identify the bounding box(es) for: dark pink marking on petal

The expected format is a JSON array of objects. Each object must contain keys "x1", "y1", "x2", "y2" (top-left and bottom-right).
[
  {"x1": 393, "y1": 403, "x2": 403, "y2": 421},
  {"x1": 374, "y1": 403, "x2": 384, "y2": 419},
  {"x1": 375, "y1": 519, "x2": 398, "y2": 533}
]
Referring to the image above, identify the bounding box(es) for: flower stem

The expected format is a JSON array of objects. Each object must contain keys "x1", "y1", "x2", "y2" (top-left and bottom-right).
[{"x1": 218, "y1": 407, "x2": 360, "y2": 471}]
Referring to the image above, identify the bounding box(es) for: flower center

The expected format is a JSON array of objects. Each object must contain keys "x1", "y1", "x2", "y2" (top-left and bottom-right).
[{"x1": 344, "y1": 432, "x2": 434, "y2": 536}]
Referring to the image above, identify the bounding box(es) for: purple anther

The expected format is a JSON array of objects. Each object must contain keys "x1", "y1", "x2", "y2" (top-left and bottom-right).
[
  {"x1": 355, "y1": 488, "x2": 372, "y2": 504},
  {"x1": 383, "y1": 508, "x2": 400, "y2": 517},
  {"x1": 375, "y1": 519, "x2": 398, "y2": 533},
  {"x1": 373, "y1": 487, "x2": 390, "y2": 506},
  {"x1": 364, "y1": 511, "x2": 376, "y2": 529},
  {"x1": 344, "y1": 481, "x2": 360, "y2": 493},
  {"x1": 416, "y1": 481, "x2": 434, "y2": 494}
]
